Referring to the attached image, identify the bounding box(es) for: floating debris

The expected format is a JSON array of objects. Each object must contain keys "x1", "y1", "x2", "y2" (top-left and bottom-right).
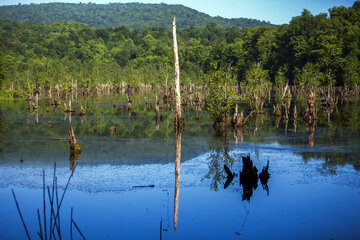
[{"x1": 132, "y1": 185, "x2": 155, "y2": 188}]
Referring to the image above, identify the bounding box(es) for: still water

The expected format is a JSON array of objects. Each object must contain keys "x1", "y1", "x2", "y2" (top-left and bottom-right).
[{"x1": 0, "y1": 93, "x2": 360, "y2": 239}]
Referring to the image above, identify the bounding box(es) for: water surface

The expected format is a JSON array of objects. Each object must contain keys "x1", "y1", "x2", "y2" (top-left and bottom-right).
[{"x1": 0, "y1": 94, "x2": 360, "y2": 239}]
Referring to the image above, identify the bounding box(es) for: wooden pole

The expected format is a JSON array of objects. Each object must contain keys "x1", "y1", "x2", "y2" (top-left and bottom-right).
[{"x1": 172, "y1": 16, "x2": 181, "y2": 131}]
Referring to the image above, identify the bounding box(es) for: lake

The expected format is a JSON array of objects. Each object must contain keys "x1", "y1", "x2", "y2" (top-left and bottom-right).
[{"x1": 0, "y1": 92, "x2": 360, "y2": 239}]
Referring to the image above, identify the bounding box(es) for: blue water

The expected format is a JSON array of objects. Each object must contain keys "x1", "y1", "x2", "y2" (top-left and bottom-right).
[{"x1": 0, "y1": 96, "x2": 360, "y2": 239}]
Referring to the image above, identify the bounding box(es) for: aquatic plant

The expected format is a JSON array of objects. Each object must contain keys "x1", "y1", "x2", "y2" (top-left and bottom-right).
[{"x1": 11, "y1": 163, "x2": 85, "y2": 240}]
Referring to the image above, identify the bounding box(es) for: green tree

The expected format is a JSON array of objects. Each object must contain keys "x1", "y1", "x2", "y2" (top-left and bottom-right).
[
  {"x1": 205, "y1": 62, "x2": 236, "y2": 124},
  {"x1": 294, "y1": 62, "x2": 324, "y2": 87},
  {"x1": 243, "y1": 62, "x2": 271, "y2": 111}
]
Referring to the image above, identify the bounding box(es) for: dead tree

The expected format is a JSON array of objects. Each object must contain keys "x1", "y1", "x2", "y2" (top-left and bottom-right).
[
  {"x1": 173, "y1": 16, "x2": 182, "y2": 132},
  {"x1": 304, "y1": 90, "x2": 317, "y2": 126},
  {"x1": 281, "y1": 83, "x2": 292, "y2": 120},
  {"x1": 69, "y1": 126, "x2": 81, "y2": 156},
  {"x1": 155, "y1": 95, "x2": 161, "y2": 131},
  {"x1": 26, "y1": 92, "x2": 32, "y2": 110},
  {"x1": 80, "y1": 106, "x2": 86, "y2": 116},
  {"x1": 126, "y1": 92, "x2": 132, "y2": 112},
  {"x1": 32, "y1": 89, "x2": 39, "y2": 110}
]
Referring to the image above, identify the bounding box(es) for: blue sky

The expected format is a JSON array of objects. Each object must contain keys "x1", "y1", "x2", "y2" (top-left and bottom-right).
[{"x1": 0, "y1": 0, "x2": 356, "y2": 24}]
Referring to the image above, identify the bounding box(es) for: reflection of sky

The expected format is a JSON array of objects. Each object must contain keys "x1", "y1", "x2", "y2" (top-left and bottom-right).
[
  {"x1": 1, "y1": 95, "x2": 360, "y2": 238},
  {"x1": 1, "y1": 146, "x2": 359, "y2": 190},
  {"x1": 0, "y1": 0, "x2": 356, "y2": 24},
  {"x1": 1, "y1": 146, "x2": 360, "y2": 239}
]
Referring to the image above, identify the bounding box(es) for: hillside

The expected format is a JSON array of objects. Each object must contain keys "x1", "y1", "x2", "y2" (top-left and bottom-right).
[{"x1": 0, "y1": 2, "x2": 272, "y2": 29}]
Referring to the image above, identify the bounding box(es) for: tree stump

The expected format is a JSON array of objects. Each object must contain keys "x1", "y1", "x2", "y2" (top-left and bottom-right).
[{"x1": 69, "y1": 126, "x2": 81, "y2": 156}]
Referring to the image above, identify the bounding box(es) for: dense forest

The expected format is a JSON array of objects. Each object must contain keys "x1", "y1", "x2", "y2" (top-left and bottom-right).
[
  {"x1": 0, "y1": 2, "x2": 272, "y2": 29},
  {"x1": 0, "y1": 1, "x2": 360, "y2": 97}
]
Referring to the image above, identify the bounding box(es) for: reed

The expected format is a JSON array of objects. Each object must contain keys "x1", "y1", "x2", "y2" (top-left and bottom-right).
[{"x1": 11, "y1": 162, "x2": 86, "y2": 239}]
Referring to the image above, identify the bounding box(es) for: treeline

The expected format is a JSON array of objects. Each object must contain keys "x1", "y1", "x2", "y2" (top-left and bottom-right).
[
  {"x1": 0, "y1": 2, "x2": 272, "y2": 29},
  {"x1": 0, "y1": 1, "x2": 360, "y2": 94}
]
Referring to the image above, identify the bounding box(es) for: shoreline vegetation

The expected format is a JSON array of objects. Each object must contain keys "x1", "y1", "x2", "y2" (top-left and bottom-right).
[
  {"x1": 0, "y1": 2, "x2": 359, "y2": 96},
  {"x1": 0, "y1": 2, "x2": 360, "y2": 127}
]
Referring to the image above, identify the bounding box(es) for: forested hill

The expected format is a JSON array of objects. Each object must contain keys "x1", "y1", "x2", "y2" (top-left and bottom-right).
[{"x1": 0, "y1": 2, "x2": 272, "y2": 29}]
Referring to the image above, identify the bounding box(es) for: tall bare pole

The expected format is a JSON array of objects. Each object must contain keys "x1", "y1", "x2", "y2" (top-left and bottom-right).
[
  {"x1": 172, "y1": 16, "x2": 182, "y2": 131},
  {"x1": 173, "y1": 16, "x2": 181, "y2": 231}
]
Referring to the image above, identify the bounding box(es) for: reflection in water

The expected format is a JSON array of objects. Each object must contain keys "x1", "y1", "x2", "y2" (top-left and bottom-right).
[
  {"x1": 224, "y1": 164, "x2": 235, "y2": 189},
  {"x1": 259, "y1": 160, "x2": 270, "y2": 195},
  {"x1": 275, "y1": 115, "x2": 281, "y2": 129},
  {"x1": 81, "y1": 115, "x2": 85, "y2": 124},
  {"x1": 155, "y1": 117, "x2": 160, "y2": 131},
  {"x1": 239, "y1": 155, "x2": 270, "y2": 201},
  {"x1": 205, "y1": 129, "x2": 234, "y2": 191},
  {"x1": 240, "y1": 155, "x2": 258, "y2": 202},
  {"x1": 155, "y1": 95, "x2": 161, "y2": 132},
  {"x1": 174, "y1": 130, "x2": 181, "y2": 231},
  {"x1": 70, "y1": 151, "x2": 80, "y2": 173},
  {"x1": 308, "y1": 126, "x2": 315, "y2": 148},
  {"x1": 233, "y1": 127, "x2": 244, "y2": 145},
  {"x1": 69, "y1": 126, "x2": 81, "y2": 174},
  {"x1": 284, "y1": 119, "x2": 288, "y2": 135},
  {"x1": 35, "y1": 109, "x2": 39, "y2": 124}
]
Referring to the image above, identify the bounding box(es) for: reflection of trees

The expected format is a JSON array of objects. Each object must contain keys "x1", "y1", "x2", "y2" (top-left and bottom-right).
[
  {"x1": 0, "y1": 112, "x2": 4, "y2": 155},
  {"x1": 204, "y1": 129, "x2": 235, "y2": 191},
  {"x1": 69, "y1": 151, "x2": 80, "y2": 173},
  {"x1": 1, "y1": 93, "x2": 360, "y2": 172},
  {"x1": 298, "y1": 152, "x2": 360, "y2": 172}
]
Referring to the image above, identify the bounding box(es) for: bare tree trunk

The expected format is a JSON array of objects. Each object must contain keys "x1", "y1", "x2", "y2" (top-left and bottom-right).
[
  {"x1": 173, "y1": 17, "x2": 182, "y2": 132},
  {"x1": 33, "y1": 90, "x2": 39, "y2": 110}
]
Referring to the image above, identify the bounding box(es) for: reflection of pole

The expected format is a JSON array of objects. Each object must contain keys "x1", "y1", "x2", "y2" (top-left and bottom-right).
[
  {"x1": 174, "y1": 131, "x2": 181, "y2": 231},
  {"x1": 308, "y1": 127, "x2": 315, "y2": 148},
  {"x1": 155, "y1": 95, "x2": 160, "y2": 131},
  {"x1": 35, "y1": 109, "x2": 39, "y2": 124}
]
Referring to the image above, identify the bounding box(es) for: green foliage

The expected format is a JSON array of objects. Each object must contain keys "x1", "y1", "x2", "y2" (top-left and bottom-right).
[
  {"x1": 294, "y1": 62, "x2": 324, "y2": 87},
  {"x1": 274, "y1": 65, "x2": 288, "y2": 86},
  {"x1": 342, "y1": 56, "x2": 360, "y2": 87},
  {"x1": 244, "y1": 62, "x2": 271, "y2": 87},
  {"x1": 0, "y1": 1, "x2": 360, "y2": 91},
  {"x1": 0, "y1": 51, "x2": 4, "y2": 90},
  {"x1": 0, "y1": 89, "x2": 27, "y2": 99},
  {"x1": 0, "y1": 3, "x2": 273, "y2": 29},
  {"x1": 204, "y1": 62, "x2": 236, "y2": 122},
  {"x1": 243, "y1": 62, "x2": 271, "y2": 110}
]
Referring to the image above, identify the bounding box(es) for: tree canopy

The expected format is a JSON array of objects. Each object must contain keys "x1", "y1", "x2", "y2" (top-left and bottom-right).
[
  {"x1": 0, "y1": 1, "x2": 359, "y2": 92},
  {"x1": 0, "y1": 2, "x2": 272, "y2": 29}
]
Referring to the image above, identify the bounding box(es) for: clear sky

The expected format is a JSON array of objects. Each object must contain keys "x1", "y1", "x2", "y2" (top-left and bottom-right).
[{"x1": 0, "y1": 0, "x2": 356, "y2": 24}]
